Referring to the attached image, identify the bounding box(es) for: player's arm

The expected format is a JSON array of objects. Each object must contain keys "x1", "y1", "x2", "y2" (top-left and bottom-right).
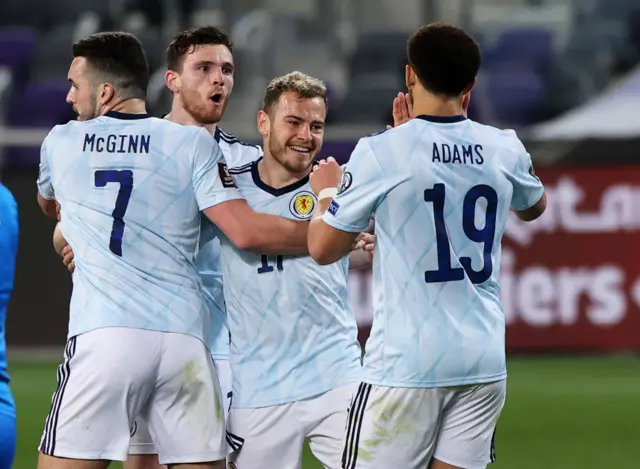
[
  {"x1": 36, "y1": 131, "x2": 58, "y2": 219},
  {"x1": 514, "y1": 192, "x2": 546, "y2": 222},
  {"x1": 308, "y1": 142, "x2": 386, "y2": 265},
  {"x1": 191, "y1": 128, "x2": 308, "y2": 255},
  {"x1": 202, "y1": 201, "x2": 309, "y2": 254},
  {"x1": 508, "y1": 139, "x2": 547, "y2": 222}
]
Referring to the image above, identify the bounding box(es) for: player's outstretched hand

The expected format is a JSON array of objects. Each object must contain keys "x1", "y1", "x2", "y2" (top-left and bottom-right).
[
  {"x1": 386, "y1": 92, "x2": 413, "y2": 129},
  {"x1": 310, "y1": 157, "x2": 342, "y2": 196},
  {"x1": 61, "y1": 245, "x2": 75, "y2": 274}
]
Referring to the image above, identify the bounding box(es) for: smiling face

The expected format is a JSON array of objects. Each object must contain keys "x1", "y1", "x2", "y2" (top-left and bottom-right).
[
  {"x1": 258, "y1": 90, "x2": 326, "y2": 175},
  {"x1": 168, "y1": 44, "x2": 234, "y2": 125}
]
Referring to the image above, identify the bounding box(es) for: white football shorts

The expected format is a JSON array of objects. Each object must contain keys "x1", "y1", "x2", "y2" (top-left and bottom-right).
[
  {"x1": 38, "y1": 327, "x2": 227, "y2": 465},
  {"x1": 129, "y1": 358, "x2": 233, "y2": 456},
  {"x1": 227, "y1": 382, "x2": 358, "y2": 469},
  {"x1": 341, "y1": 380, "x2": 506, "y2": 469}
]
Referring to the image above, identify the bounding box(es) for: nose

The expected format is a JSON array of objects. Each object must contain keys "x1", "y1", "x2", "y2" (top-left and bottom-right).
[
  {"x1": 209, "y1": 66, "x2": 223, "y2": 85},
  {"x1": 296, "y1": 123, "x2": 312, "y2": 142},
  {"x1": 65, "y1": 87, "x2": 74, "y2": 104}
]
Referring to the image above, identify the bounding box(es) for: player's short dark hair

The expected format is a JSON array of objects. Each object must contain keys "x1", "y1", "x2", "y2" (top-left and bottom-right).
[
  {"x1": 407, "y1": 22, "x2": 481, "y2": 98},
  {"x1": 166, "y1": 26, "x2": 233, "y2": 72},
  {"x1": 73, "y1": 32, "x2": 149, "y2": 99},
  {"x1": 262, "y1": 71, "x2": 327, "y2": 115}
]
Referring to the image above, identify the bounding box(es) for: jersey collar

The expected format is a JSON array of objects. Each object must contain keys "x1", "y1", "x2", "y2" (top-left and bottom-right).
[
  {"x1": 251, "y1": 157, "x2": 312, "y2": 197},
  {"x1": 415, "y1": 114, "x2": 466, "y2": 123},
  {"x1": 104, "y1": 111, "x2": 150, "y2": 120}
]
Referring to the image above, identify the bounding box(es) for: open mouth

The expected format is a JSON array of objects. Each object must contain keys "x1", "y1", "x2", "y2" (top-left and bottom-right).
[
  {"x1": 210, "y1": 93, "x2": 223, "y2": 104},
  {"x1": 288, "y1": 145, "x2": 311, "y2": 153}
]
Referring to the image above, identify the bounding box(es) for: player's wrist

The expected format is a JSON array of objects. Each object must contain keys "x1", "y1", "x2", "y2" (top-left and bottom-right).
[{"x1": 318, "y1": 187, "x2": 338, "y2": 201}]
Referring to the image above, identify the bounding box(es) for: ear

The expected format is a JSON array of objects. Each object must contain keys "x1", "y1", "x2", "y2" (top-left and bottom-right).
[
  {"x1": 257, "y1": 109, "x2": 270, "y2": 137},
  {"x1": 99, "y1": 83, "x2": 115, "y2": 106},
  {"x1": 406, "y1": 65, "x2": 417, "y2": 89},
  {"x1": 165, "y1": 70, "x2": 180, "y2": 94}
]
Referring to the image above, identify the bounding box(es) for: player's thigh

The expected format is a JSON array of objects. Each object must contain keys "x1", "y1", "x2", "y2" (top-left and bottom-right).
[
  {"x1": 342, "y1": 383, "x2": 444, "y2": 469},
  {"x1": 39, "y1": 328, "x2": 159, "y2": 462},
  {"x1": 124, "y1": 454, "x2": 163, "y2": 469},
  {"x1": 212, "y1": 358, "x2": 232, "y2": 421},
  {"x1": 305, "y1": 382, "x2": 358, "y2": 469},
  {"x1": 0, "y1": 410, "x2": 16, "y2": 469},
  {"x1": 227, "y1": 405, "x2": 304, "y2": 469},
  {"x1": 146, "y1": 333, "x2": 227, "y2": 466},
  {"x1": 433, "y1": 380, "x2": 506, "y2": 469}
]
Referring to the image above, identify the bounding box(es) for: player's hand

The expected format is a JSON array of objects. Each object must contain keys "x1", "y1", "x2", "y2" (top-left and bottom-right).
[
  {"x1": 386, "y1": 92, "x2": 413, "y2": 129},
  {"x1": 61, "y1": 245, "x2": 75, "y2": 274},
  {"x1": 310, "y1": 157, "x2": 342, "y2": 196},
  {"x1": 55, "y1": 202, "x2": 61, "y2": 221},
  {"x1": 352, "y1": 232, "x2": 375, "y2": 252}
]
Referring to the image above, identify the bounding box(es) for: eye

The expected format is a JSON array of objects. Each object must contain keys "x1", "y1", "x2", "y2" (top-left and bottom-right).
[
  {"x1": 223, "y1": 66, "x2": 233, "y2": 75},
  {"x1": 288, "y1": 120, "x2": 299, "y2": 127},
  {"x1": 312, "y1": 124, "x2": 324, "y2": 132},
  {"x1": 199, "y1": 65, "x2": 209, "y2": 72}
]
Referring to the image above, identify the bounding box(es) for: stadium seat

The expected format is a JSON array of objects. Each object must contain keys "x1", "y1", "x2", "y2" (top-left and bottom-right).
[
  {"x1": 485, "y1": 69, "x2": 545, "y2": 126},
  {"x1": 0, "y1": 28, "x2": 38, "y2": 81},
  {"x1": 483, "y1": 27, "x2": 554, "y2": 74},
  {"x1": 29, "y1": 25, "x2": 75, "y2": 81},
  {"x1": 4, "y1": 79, "x2": 75, "y2": 165}
]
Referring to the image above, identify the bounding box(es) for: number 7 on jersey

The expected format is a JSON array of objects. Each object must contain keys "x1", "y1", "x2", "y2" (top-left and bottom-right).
[{"x1": 94, "y1": 169, "x2": 134, "y2": 257}]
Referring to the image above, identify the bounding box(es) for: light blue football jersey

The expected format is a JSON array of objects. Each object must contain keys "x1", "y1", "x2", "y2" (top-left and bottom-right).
[
  {"x1": 37, "y1": 111, "x2": 243, "y2": 343},
  {"x1": 198, "y1": 127, "x2": 262, "y2": 359},
  {"x1": 324, "y1": 115, "x2": 545, "y2": 388},
  {"x1": 219, "y1": 158, "x2": 362, "y2": 408}
]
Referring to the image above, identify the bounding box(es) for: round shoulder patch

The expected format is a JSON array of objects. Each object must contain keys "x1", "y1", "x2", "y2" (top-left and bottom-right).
[
  {"x1": 290, "y1": 191, "x2": 317, "y2": 219},
  {"x1": 338, "y1": 170, "x2": 352, "y2": 194}
]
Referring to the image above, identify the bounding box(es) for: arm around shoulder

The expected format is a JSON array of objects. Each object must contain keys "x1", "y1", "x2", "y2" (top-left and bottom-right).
[{"x1": 202, "y1": 199, "x2": 309, "y2": 254}]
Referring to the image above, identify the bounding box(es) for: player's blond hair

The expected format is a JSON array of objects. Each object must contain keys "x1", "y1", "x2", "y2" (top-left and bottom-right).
[{"x1": 262, "y1": 71, "x2": 327, "y2": 114}]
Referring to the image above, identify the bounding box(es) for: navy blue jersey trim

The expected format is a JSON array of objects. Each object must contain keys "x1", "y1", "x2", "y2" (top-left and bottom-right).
[
  {"x1": 416, "y1": 114, "x2": 466, "y2": 123},
  {"x1": 251, "y1": 157, "x2": 310, "y2": 196},
  {"x1": 105, "y1": 111, "x2": 151, "y2": 120}
]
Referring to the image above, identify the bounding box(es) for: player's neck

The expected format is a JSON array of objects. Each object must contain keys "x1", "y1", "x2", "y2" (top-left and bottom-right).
[
  {"x1": 165, "y1": 106, "x2": 218, "y2": 135},
  {"x1": 411, "y1": 89, "x2": 465, "y2": 119},
  {"x1": 106, "y1": 99, "x2": 147, "y2": 115},
  {"x1": 257, "y1": 154, "x2": 310, "y2": 189}
]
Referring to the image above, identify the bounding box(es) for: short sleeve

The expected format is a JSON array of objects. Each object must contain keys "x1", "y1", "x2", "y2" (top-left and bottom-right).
[
  {"x1": 191, "y1": 129, "x2": 244, "y2": 211},
  {"x1": 37, "y1": 131, "x2": 56, "y2": 200},
  {"x1": 508, "y1": 140, "x2": 545, "y2": 211},
  {"x1": 322, "y1": 137, "x2": 386, "y2": 233}
]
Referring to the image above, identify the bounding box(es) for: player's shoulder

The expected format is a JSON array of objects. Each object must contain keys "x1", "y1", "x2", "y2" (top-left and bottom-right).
[
  {"x1": 469, "y1": 120, "x2": 526, "y2": 152},
  {"x1": 216, "y1": 127, "x2": 262, "y2": 168}
]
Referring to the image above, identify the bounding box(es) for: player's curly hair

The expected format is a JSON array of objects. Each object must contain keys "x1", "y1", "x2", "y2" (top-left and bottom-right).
[
  {"x1": 73, "y1": 32, "x2": 149, "y2": 99},
  {"x1": 166, "y1": 26, "x2": 233, "y2": 72},
  {"x1": 407, "y1": 22, "x2": 481, "y2": 97},
  {"x1": 262, "y1": 71, "x2": 327, "y2": 115}
]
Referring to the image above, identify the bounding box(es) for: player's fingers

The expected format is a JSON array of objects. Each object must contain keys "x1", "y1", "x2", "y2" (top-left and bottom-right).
[
  {"x1": 68, "y1": 261, "x2": 75, "y2": 274},
  {"x1": 392, "y1": 94, "x2": 401, "y2": 118},
  {"x1": 63, "y1": 252, "x2": 74, "y2": 266},
  {"x1": 405, "y1": 92, "x2": 414, "y2": 116},
  {"x1": 386, "y1": 125, "x2": 392, "y2": 130},
  {"x1": 61, "y1": 245, "x2": 73, "y2": 257}
]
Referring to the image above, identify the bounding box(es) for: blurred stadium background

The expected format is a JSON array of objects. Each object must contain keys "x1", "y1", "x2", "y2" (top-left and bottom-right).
[{"x1": 2, "y1": 0, "x2": 640, "y2": 467}]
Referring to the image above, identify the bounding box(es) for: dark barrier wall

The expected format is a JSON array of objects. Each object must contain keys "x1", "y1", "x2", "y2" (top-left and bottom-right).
[
  {"x1": 4, "y1": 159, "x2": 640, "y2": 352},
  {"x1": 3, "y1": 167, "x2": 72, "y2": 347}
]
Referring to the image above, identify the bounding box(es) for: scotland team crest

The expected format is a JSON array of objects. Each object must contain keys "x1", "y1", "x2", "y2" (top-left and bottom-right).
[{"x1": 289, "y1": 191, "x2": 316, "y2": 219}]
